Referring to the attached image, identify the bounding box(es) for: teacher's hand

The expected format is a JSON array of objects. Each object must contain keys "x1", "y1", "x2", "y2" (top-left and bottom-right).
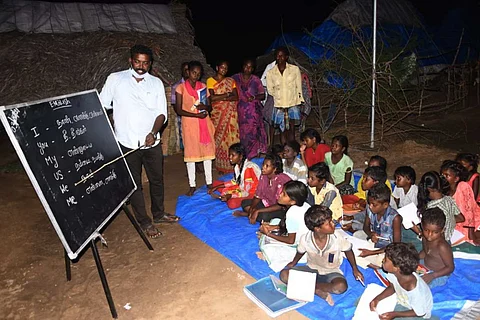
[{"x1": 145, "y1": 133, "x2": 156, "y2": 146}]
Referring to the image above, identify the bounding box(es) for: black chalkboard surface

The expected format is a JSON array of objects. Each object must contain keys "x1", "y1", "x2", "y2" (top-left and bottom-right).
[{"x1": 0, "y1": 89, "x2": 136, "y2": 259}]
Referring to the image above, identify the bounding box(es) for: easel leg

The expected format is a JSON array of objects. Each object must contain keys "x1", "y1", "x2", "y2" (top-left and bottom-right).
[
  {"x1": 64, "y1": 250, "x2": 71, "y2": 281},
  {"x1": 91, "y1": 239, "x2": 118, "y2": 319},
  {"x1": 122, "y1": 204, "x2": 154, "y2": 251}
]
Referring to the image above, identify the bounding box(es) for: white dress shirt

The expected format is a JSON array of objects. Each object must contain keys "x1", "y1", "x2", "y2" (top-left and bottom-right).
[{"x1": 99, "y1": 69, "x2": 167, "y2": 149}]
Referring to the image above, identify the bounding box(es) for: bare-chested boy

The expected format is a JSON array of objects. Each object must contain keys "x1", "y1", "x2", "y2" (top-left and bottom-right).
[{"x1": 419, "y1": 207, "x2": 455, "y2": 288}]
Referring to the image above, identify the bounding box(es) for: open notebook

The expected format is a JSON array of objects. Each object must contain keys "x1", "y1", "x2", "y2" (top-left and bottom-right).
[{"x1": 243, "y1": 276, "x2": 307, "y2": 318}]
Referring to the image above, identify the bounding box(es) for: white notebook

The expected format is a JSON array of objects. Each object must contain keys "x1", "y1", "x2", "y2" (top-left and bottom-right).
[
  {"x1": 352, "y1": 283, "x2": 397, "y2": 320},
  {"x1": 286, "y1": 269, "x2": 317, "y2": 302},
  {"x1": 397, "y1": 202, "x2": 421, "y2": 229}
]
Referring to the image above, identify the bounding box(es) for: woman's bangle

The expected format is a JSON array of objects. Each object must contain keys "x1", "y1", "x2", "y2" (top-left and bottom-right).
[{"x1": 149, "y1": 131, "x2": 156, "y2": 136}]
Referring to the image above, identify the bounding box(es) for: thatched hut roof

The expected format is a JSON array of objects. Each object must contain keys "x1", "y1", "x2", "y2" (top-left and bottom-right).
[{"x1": 0, "y1": 3, "x2": 215, "y2": 106}]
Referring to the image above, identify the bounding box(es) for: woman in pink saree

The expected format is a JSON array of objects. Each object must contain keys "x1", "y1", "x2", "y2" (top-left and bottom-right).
[
  {"x1": 232, "y1": 59, "x2": 267, "y2": 159},
  {"x1": 207, "y1": 60, "x2": 240, "y2": 174}
]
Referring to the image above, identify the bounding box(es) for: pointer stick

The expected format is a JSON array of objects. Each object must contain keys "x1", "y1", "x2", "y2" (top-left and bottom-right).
[{"x1": 74, "y1": 140, "x2": 158, "y2": 186}]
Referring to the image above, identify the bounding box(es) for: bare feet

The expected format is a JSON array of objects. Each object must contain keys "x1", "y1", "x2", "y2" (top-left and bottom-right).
[
  {"x1": 232, "y1": 210, "x2": 248, "y2": 217},
  {"x1": 186, "y1": 187, "x2": 196, "y2": 196},
  {"x1": 256, "y1": 251, "x2": 265, "y2": 260},
  {"x1": 315, "y1": 288, "x2": 334, "y2": 306},
  {"x1": 325, "y1": 293, "x2": 334, "y2": 306},
  {"x1": 210, "y1": 193, "x2": 221, "y2": 199}
]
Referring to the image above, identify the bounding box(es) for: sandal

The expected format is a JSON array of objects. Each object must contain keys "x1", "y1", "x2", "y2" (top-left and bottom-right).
[
  {"x1": 154, "y1": 213, "x2": 180, "y2": 224},
  {"x1": 144, "y1": 225, "x2": 162, "y2": 238}
]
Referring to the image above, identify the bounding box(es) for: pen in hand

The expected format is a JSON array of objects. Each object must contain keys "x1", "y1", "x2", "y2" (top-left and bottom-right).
[{"x1": 357, "y1": 277, "x2": 365, "y2": 287}]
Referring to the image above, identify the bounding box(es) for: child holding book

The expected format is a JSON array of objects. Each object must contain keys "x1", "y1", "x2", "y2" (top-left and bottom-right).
[
  {"x1": 234, "y1": 153, "x2": 291, "y2": 224},
  {"x1": 419, "y1": 207, "x2": 455, "y2": 288},
  {"x1": 208, "y1": 143, "x2": 261, "y2": 209},
  {"x1": 280, "y1": 205, "x2": 364, "y2": 306},
  {"x1": 306, "y1": 162, "x2": 343, "y2": 221},
  {"x1": 299, "y1": 128, "x2": 330, "y2": 167},
  {"x1": 369, "y1": 243, "x2": 433, "y2": 319},
  {"x1": 357, "y1": 183, "x2": 403, "y2": 258},
  {"x1": 259, "y1": 181, "x2": 311, "y2": 270},
  {"x1": 392, "y1": 166, "x2": 418, "y2": 208}
]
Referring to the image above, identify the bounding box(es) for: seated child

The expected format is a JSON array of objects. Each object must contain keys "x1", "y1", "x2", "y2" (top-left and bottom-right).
[
  {"x1": 280, "y1": 205, "x2": 364, "y2": 306},
  {"x1": 259, "y1": 181, "x2": 311, "y2": 270},
  {"x1": 342, "y1": 166, "x2": 391, "y2": 234},
  {"x1": 417, "y1": 171, "x2": 465, "y2": 242},
  {"x1": 271, "y1": 143, "x2": 285, "y2": 159},
  {"x1": 440, "y1": 160, "x2": 480, "y2": 243},
  {"x1": 455, "y1": 152, "x2": 480, "y2": 202},
  {"x1": 392, "y1": 165, "x2": 418, "y2": 208},
  {"x1": 351, "y1": 166, "x2": 397, "y2": 210},
  {"x1": 356, "y1": 155, "x2": 393, "y2": 194},
  {"x1": 357, "y1": 183, "x2": 403, "y2": 257},
  {"x1": 419, "y1": 207, "x2": 455, "y2": 288},
  {"x1": 234, "y1": 153, "x2": 291, "y2": 224},
  {"x1": 307, "y1": 162, "x2": 343, "y2": 221},
  {"x1": 324, "y1": 135, "x2": 355, "y2": 195},
  {"x1": 370, "y1": 243, "x2": 433, "y2": 319},
  {"x1": 282, "y1": 140, "x2": 308, "y2": 185},
  {"x1": 209, "y1": 143, "x2": 261, "y2": 209},
  {"x1": 299, "y1": 128, "x2": 330, "y2": 167}
]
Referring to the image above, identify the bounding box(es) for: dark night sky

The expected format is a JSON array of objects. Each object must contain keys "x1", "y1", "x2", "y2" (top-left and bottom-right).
[
  {"x1": 184, "y1": 0, "x2": 478, "y2": 74},
  {"x1": 43, "y1": 0, "x2": 480, "y2": 73}
]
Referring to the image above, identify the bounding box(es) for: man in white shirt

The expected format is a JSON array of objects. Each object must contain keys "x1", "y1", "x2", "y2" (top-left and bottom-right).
[
  {"x1": 100, "y1": 44, "x2": 178, "y2": 239},
  {"x1": 266, "y1": 47, "x2": 304, "y2": 145}
]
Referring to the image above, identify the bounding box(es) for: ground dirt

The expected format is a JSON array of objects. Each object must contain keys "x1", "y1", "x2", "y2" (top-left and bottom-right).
[{"x1": 0, "y1": 104, "x2": 478, "y2": 320}]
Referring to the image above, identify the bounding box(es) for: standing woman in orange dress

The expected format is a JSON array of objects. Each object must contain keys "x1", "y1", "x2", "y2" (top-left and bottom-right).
[
  {"x1": 175, "y1": 61, "x2": 216, "y2": 196},
  {"x1": 207, "y1": 60, "x2": 240, "y2": 174}
]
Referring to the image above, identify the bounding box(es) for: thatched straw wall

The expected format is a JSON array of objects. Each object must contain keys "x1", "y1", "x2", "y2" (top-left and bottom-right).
[{"x1": 0, "y1": 3, "x2": 215, "y2": 155}]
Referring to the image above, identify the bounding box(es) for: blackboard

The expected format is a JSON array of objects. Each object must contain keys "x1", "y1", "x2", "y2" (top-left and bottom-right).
[{"x1": 0, "y1": 89, "x2": 136, "y2": 259}]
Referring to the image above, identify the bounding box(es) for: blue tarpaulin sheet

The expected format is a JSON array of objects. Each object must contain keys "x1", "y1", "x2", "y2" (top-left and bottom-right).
[{"x1": 176, "y1": 173, "x2": 480, "y2": 319}]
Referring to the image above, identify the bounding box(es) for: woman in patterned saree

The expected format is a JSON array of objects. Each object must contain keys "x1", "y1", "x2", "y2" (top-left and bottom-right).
[
  {"x1": 207, "y1": 60, "x2": 240, "y2": 174},
  {"x1": 232, "y1": 59, "x2": 267, "y2": 159}
]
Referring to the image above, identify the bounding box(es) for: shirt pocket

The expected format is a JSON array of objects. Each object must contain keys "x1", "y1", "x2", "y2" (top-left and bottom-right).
[
  {"x1": 325, "y1": 250, "x2": 339, "y2": 265},
  {"x1": 141, "y1": 89, "x2": 159, "y2": 111}
]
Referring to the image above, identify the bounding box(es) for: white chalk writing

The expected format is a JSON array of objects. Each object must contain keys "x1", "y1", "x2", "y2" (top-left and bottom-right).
[
  {"x1": 67, "y1": 143, "x2": 93, "y2": 157},
  {"x1": 30, "y1": 126, "x2": 40, "y2": 138},
  {"x1": 53, "y1": 170, "x2": 64, "y2": 181},
  {"x1": 72, "y1": 109, "x2": 103, "y2": 122},
  {"x1": 7, "y1": 108, "x2": 20, "y2": 133},
  {"x1": 74, "y1": 158, "x2": 91, "y2": 172},
  {"x1": 45, "y1": 155, "x2": 58, "y2": 168},
  {"x1": 49, "y1": 98, "x2": 72, "y2": 111},
  {"x1": 56, "y1": 114, "x2": 72, "y2": 129},
  {"x1": 66, "y1": 196, "x2": 77, "y2": 206},
  {"x1": 104, "y1": 169, "x2": 117, "y2": 184},
  {"x1": 37, "y1": 141, "x2": 49, "y2": 155},
  {"x1": 91, "y1": 152, "x2": 104, "y2": 163}
]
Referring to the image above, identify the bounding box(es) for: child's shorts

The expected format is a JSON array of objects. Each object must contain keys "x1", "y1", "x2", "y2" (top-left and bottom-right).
[{"x1": 292, "y1": 265, "x2": 345, "y2": 283}]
